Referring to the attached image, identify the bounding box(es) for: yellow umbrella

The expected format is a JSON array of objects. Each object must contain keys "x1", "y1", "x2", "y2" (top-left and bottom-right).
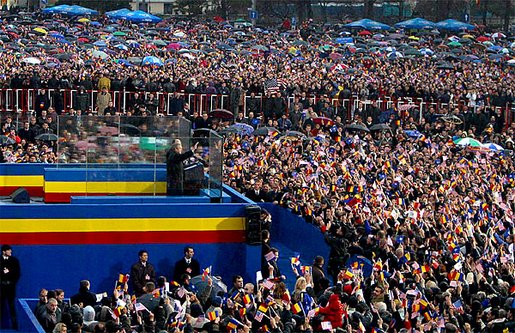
[
  {"x1": 33, "y1": 27, "x2": 48, "y2": 35},
  {"x1": 78, "y1": 18, "x2": 90, "y2": 23},
  {"x1": 462, "y1": 34, "x2": 474, "y2": 39},
  {"x1": 288, "y1": 47, "x2": 298, "y2": 54},
  {"x1": 408, "y1": 36, "x2": 420, "y2": 41}
]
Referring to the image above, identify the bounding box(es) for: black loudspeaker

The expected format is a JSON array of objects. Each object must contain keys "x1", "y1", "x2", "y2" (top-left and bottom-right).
[
  {"x1": 184, "y1": 162, "x2": 204, "y2": 195},
  {"x1": 245, "y1": 205, "x2": 262, "y2": 245},
  {"x1": 11, "y1": 187, "x2": 30, "y2": 203}
]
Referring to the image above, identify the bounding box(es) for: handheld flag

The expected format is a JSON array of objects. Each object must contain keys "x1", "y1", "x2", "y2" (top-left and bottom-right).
[
  {"x1": 321, "y1": 321, "x2": 333, "y2": 331},
  {"x1": 202, "y1": 266, "x2": 212, "y2": 281}
]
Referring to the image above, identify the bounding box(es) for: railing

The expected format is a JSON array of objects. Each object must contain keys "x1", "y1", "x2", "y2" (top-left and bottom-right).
[{"x1": 0, "y1": 89, "x2": 512, "y2": 129}]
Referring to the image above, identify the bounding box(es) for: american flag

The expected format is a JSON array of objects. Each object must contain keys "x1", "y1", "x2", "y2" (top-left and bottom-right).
[
  {"x1": 264, "y1": 77, "x2": 286, "y2": 94},
  {"x1": 254, "y1": 311, "x2": 265, "y2": 322}
]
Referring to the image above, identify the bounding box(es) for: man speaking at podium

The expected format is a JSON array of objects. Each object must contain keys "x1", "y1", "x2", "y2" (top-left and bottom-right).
[{"x1": 166, "y1": 140, "x2": 199, "y2": 195}]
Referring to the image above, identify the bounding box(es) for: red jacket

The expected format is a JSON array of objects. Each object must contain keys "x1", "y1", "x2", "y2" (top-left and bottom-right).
[{"x1": 319, "y1": 294, "x2": 344, "y2": 328}]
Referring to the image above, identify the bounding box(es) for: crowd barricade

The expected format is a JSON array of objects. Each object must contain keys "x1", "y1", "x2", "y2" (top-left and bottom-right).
[{"x1": 0, "y1": 89, "x2": 513, "y2": 130}]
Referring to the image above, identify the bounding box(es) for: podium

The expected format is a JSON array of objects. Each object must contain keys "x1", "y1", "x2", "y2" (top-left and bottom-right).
[{"x1": 184, "y1": 162, "x2": 204, "y2": 195}]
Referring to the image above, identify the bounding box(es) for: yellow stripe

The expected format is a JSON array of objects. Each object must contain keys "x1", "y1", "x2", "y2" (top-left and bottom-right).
[
  {"x1": 0, "y1": 176, "x2": 44, "y2": 187},
  {"x1": 44, "y1": 182, "x2": 167, "y2": 193},
  {"x1": 0, "y1": 217, "x2": 245, "y2": 233}
]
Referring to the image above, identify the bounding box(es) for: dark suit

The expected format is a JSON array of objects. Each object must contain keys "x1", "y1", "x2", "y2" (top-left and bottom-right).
[
  {"x1": 173, "y1": 258, "x2": 200, "y2": 281},
  {"x1": 166, "y1": 148, "x2": 194, "y2": 195},
  {"x1": 1, "y1": 254, "x2": 20, "y2": 328},
  {"x1": 130, "y1": 261, "x2": 156, "y2": 297},
  {"x1": 70, "y1": 288, "x2": 97, "y2": 307}
]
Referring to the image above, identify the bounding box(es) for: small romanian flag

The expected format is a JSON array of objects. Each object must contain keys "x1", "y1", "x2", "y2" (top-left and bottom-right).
[
  {"x1": 227, "y1": 318, "x2": 242, "y2": 330},
  {"x1": 292, "y1": 303, "x2": 303, "y2": 314},
  {"x1": 207, "y1": 311, "x2": 218, "y2": 321},
  {"x1": 258, "y1": 304, "x2": 268, "y2": 313},
  {"x1": 243, "y1": 294, "x2": 253, "y2": 306}
]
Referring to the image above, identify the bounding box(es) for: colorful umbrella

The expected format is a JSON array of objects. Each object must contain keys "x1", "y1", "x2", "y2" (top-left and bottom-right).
[{"x1": 454, "y1": 137, "x2": 482, "y2": 147}]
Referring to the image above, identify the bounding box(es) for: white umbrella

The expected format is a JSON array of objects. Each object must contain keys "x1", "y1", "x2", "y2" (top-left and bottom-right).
[
  {"x1": 491, "y1": 32, "x2": 506, "y2": 39},
  {"x1": 21, "y1": 57, "x2": 41, "y2": 64},
  {"x1": 91, "y1": 50, "x2": 109, "y2": 59},
  {"x1": 481, "y1": 143, "x2": 504, "y2": 151}
]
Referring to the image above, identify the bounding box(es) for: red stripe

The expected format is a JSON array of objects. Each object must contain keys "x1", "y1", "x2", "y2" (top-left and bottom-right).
[
  {"x1": 0, "y1": 230, "x2": 246, "y2": 245},
  {"x1": 44, "y1": 192, "x2": 165, "y2": 203},
  {"x1": 0, "y1": 186, "x2": 44, "y2": 197}
]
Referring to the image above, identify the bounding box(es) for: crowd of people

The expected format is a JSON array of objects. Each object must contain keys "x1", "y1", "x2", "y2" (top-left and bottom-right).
[{"x1": 0, "y1": 6, "x2": 515, "y2": 333}]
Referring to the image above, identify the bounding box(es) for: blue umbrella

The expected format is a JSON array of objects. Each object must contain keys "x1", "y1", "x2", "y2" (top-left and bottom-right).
[
  {"x1": 346, "y1": 254, "x2": 373, "y2": 277},
  {"x1": 435, "y1": 19, "x2": 475, "y2": 32},
  {"x1": 114, "y1": 44, "x2": 128, "y2": 51},
  {"x1": 335, "y1": 37, "x2": 353, "y2": 44},
  {"x1": 123, "y1": 10, "x2": 162, "y2": 23},
  {"x1": 395, "y1": 17, "x2": 435, "y2": 30},
  {"x1": 344, "y1": 19, "x2": 392, "y2": 31},
  {"x1": 93, "y1": 40, "x2": 107, "y2": 47},
  {"x1": 404, "y1": 130, "x2": 423, "y2": 138},
  {"x1": 141, "y1": 56, "x2": 163, "y2": 67},
  {"x1": 115, "y1": 59, "x2": 134, "y2": 66},
  {"x1": 62, "y1": 5, "x2": 98, "y2": 16},
  {"x1": 105, "y1": 8, "x2": 132, "y2": 19},
  {"x1": 50, "y1": 32, "x2": 65, "y2": 39},
  {"x1": 42, "y1": 4, "x2": 71, "y2": 14},
  {"x1": 230, "y1": 123, "x2": 255, "y2": 136},
  {"x1": 127, "y1": 41, "x2": 141, "y2": 48}
]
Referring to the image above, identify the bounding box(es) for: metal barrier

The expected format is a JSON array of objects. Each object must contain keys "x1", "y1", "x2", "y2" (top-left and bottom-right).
[{"x1": 0, "y1": 89, "x2": 512, "y2": 129}]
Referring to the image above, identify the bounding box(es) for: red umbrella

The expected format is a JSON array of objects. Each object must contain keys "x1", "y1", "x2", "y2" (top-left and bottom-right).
[
  {"x1": 167, "y1": 43, "x2": 181, "y2": 50},
  {"x1": 358, "y1": 30, "x2": 372, "y2": 36},
  {"x1": 476, "y1": 36, "x2": 490, "y2": 42},
  {"x1": 98, "y1": 126, "x2": 119, "y2": 136},
  {"x1": 209, "y1": 109, "x2": 234, "y2": 119},
  {"x1": 77, "y1": 37, "x2": 90, "y2": 43},
  {"x1": 75, "y1": 141, "x2": 98, "y2": 150},
  {"x1": 329, "y1": 52, "x2": 343, "y2": 60},
  {"x1": 312, "y1": 117, "x2": 335, "y2": 127}
]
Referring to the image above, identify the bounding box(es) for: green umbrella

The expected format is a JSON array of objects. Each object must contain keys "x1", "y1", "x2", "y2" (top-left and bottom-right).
[
  {"x1": 139, "y1": 137, "x2": 170, "y2": 151},
  {"x1": 153, "y1": 39, "x2": 167, "y2": 47},
  {"x1": 113, "y1": 31, "x2": 127, "y2": 36},
  {"x1": 453, "y1": 137, "x2": 482, "y2": 147},
  {"x1": 447, "y1": 41, "x2": 462, "y2": 48},
  {"x1": 403, "y1": 49, "x2": 422, "y2": 56},
  {"x1": 292, "y1": 40, "x2": 308, "y2": 46}
]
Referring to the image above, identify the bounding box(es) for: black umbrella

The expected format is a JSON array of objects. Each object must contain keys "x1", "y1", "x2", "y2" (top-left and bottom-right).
[
  {"x1": 193, "y1": 128, "x2": 219, "y2": 137},
  {"x1": 253, "y1": 126, "x2": 279, "y2": 136},
  {"x1": 218, "y1": 127, "x2": 239, "y2": 135},
  {"x1": 120, "y1": 124, "x2": 141, "y2": 136},
  {"x1": 369, "y1": 123, "x2": 392, "y2": 131},
  {"x1": 190, "y1": 275, "x2": 227, "y2": 299},
  {"x1": 282, "y1": 130, "x2": 308, "y2": 140},
  {"x1": 0, "y1": 136, "x2": 16, "y2": 145},
  {"x1": 436, "y1": 62, "x2": 454, "y2": 70},
  {"x1": 35, "y1": 133, "x2": 58, "y2": 141},
  {"x1": 345, "y1": 124, "x2": 370, "y2": 132},
  {"x1": 209, "y1": 109, "x2": 233, "y2": 120}
]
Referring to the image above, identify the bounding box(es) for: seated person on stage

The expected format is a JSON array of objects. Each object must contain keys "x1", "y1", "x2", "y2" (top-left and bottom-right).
[{"x1": 166, "y1": 140, "x2": 199, "y2": 195}]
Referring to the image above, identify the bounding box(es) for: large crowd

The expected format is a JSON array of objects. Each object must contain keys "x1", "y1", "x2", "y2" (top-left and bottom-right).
[{"x1": 0, "y1": 6, "x2": 515, "y2": 333}]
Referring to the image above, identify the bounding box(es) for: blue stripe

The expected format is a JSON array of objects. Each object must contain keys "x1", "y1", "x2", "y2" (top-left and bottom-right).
[
  {"x1": 71, "y1": 196, "x2": 211, "y2": 204},
  {"x1": 44, "y1": 168, "x2": 167, "y2": 181},
  {"x1": 0, "y1": 203, "x2": 247, "y2": 218},
  {"x1": 0, "y1": 163, "x2": 166, "y2": 176}
]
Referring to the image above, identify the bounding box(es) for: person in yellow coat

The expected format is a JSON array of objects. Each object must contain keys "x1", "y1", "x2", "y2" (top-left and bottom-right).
[{"x1": 97, "y1": 73, "x2": 111, "y2": 91}]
